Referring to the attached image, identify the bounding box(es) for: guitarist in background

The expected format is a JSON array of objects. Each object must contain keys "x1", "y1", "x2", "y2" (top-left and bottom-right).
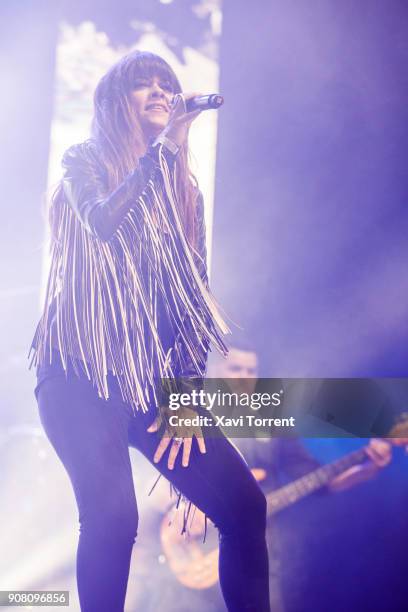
[{"x1": 208, "y1": 343, "x2": 393, "y2": 612}]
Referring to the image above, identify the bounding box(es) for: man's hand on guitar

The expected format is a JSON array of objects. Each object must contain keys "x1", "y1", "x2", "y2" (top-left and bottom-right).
[
  {"x1": 364, "y1": 438, "x2": 392, "y2": 470},
  {"x1": 329, "y1": 438, "x2": 392, "y2": 492}
]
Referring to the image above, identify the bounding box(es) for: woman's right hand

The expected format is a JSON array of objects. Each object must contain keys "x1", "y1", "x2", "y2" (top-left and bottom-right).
[{"x1": 160, "y1": 93, "x2": 203, "y2": 148}]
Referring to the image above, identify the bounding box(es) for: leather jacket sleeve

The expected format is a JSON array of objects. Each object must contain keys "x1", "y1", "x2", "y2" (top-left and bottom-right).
[
  {"x1": 61, "y1": 139, "x2": 177, "y2": 242},
  {"x1": 61, "y1": 139, "x2": 211, "y2": 406}
]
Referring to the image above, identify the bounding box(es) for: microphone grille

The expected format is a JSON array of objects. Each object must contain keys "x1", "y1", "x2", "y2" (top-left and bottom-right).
[{"x1": 210, "y1": 94, "x2": 224, "y2": 108}]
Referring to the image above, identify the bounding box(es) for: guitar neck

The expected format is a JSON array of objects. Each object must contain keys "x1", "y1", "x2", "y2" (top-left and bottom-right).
[{"x1": 267, "y1": 446, "x2": 367, "y2": 516}]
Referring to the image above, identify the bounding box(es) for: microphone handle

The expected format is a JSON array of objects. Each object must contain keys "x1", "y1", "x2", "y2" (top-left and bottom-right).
[{"x1": 185, "y1": 94, "x2": 224, "y2": 112}]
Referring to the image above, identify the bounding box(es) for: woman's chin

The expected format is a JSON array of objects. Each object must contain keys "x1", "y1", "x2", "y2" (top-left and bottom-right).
[{"x1": 143, "y1": 118, "x2": 168, "y2": 140}]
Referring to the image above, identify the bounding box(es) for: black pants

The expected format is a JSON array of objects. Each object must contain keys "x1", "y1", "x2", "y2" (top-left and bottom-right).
[{"x1": 35, "y1": 353, "x2": 270, "y2": 612}]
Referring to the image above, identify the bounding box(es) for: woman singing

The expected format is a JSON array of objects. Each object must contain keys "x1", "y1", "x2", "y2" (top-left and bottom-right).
[{"x1": 30, "y1": 50, "x2": 270, "y2": 612}]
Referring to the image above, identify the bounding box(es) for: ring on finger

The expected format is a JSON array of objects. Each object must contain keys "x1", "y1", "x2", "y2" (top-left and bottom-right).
[
  {"x1": 171, "y1": 93, "x2": 186, "y2": 112},
  {"x1": 173, "y1": 436, "x2": 183, "y2": 445}
]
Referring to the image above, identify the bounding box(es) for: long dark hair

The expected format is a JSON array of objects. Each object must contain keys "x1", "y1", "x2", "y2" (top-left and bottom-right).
[{"x1": 51, "y1": 50, "x2": 198, "y2": 246}]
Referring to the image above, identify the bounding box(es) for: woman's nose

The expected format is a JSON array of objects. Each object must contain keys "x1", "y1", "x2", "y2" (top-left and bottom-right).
[{"x1": 150, "y1": 82, "x2": 166, "y2": 97}]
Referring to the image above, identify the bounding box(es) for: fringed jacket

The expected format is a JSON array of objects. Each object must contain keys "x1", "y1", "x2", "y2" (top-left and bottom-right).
[{"x1": 30, "y1": 138, "x2": 229, "y2": 414}]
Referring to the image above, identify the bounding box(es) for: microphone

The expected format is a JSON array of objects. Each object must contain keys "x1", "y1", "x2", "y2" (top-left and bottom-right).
[{"x1": 184, "y1": 94, "x2": 224, "y2": 112}]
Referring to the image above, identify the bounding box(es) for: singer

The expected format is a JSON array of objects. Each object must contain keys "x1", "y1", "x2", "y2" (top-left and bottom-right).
[{"x1": 30, "y1": 51, "x2": 270, "y2": 611}]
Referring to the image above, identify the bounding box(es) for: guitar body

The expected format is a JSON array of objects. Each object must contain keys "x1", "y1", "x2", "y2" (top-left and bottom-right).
[
  {"x1": 160, "y1": 505, "x2": 219, "y2": 590},
  {"x1": 160, "y1": 469, "x2": 267, "y2": 590}
]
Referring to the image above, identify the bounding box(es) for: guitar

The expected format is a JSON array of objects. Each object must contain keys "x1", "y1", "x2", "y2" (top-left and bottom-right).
[{"x1": 160, "y1": 420, "x2": 408, "y2": 591}]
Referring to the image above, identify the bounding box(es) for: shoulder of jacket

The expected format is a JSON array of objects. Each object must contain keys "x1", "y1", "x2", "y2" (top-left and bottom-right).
[{"x1": 61, "y1": 139, "x2": 101, "y2": 169}]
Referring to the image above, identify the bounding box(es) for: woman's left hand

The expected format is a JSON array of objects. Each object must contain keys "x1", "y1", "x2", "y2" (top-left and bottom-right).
[{"x1": 147, "y1": 406, "x2": 206, "y2": 470}]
